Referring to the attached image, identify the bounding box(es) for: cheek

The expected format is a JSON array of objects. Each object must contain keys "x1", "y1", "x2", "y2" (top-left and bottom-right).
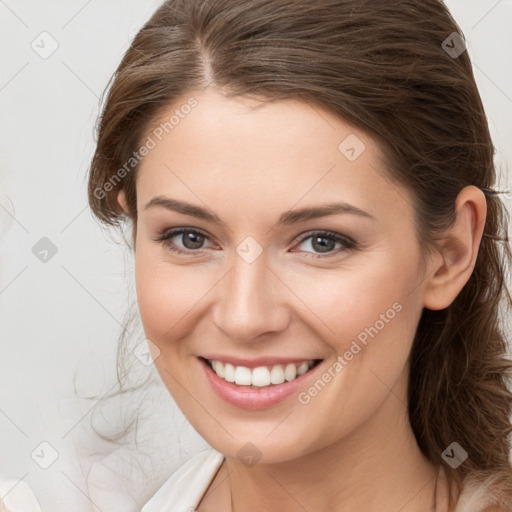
[
  {"x1": 288, "y1": 258, "x2": 423, "y2": 401},
  {"x1": 288, "y1": 266, "x2": 421, "y2": 442},
  {"x1": 134, "y1": 243, "x2": 214, "y2": 346},
  {"x1": 288, "y1": 256, "x2": 417, "y2": 343},
  {"x1": 134, "y1": 248, "x2": 206, "y2": 394}
]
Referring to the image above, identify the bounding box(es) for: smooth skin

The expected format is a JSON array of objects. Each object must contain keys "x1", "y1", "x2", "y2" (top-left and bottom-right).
[{"x1": 117, "y1": 88, "x2": 486, "y2": 511}]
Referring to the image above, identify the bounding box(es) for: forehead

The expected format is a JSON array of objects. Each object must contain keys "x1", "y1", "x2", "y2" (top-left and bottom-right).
[{"x1": 135, "y1": 88, "x2": 412, "y2": 224}]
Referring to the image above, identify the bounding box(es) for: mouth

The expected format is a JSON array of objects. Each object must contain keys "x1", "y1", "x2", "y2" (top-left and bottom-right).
[
  {"x1": 198, "y1": 356, "x2": 324, "y2": 410},
  {"x1": 200, "y1": 357, "x2": 323, "y2": 388}
]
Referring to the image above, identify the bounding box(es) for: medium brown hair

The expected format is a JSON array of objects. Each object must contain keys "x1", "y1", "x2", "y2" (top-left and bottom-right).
[{"x1": 87, "y1": 0, "x2": 512, "y2": 507}]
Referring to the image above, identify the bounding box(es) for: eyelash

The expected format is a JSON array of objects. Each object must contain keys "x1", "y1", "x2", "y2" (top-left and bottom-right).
[{"x1": 154, "y1": 227, "x2": 357, "y2": 259}]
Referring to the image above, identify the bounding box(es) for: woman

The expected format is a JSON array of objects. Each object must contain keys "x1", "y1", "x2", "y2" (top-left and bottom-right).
[{"x1": 87, "y1": 0, "x2": 512, "y2": 510}]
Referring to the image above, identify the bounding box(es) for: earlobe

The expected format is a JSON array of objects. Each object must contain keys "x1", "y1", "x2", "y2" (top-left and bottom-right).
[
  {"x1": 422, "y1": 186, "x2": 487, "y2": 311},
  {"x1": 117, "y1": 189, "x2": 129, "y2": 214}
]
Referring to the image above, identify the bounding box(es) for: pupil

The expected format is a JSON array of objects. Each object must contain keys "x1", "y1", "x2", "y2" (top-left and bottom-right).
[
  {"x1": 312, "y1": 235, "x2": 334, "y2": 253},
  {"x1": 184, "y1": 231, "x2": 204, "y2": 249}
]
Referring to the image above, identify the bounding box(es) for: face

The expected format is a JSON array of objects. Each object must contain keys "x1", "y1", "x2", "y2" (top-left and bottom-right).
[{"x1": 130, "y1": 87, "x2": 429, "y2": 464}]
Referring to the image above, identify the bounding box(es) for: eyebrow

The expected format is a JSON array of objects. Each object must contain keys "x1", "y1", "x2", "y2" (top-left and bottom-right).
[{"x1": 143, "y1": 196, "x2": 376, "y2": 224}]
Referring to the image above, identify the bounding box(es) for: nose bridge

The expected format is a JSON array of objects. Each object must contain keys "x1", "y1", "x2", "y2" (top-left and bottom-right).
[{"x1": 213, "y1": 245, "x2": 287, "y2": 341}]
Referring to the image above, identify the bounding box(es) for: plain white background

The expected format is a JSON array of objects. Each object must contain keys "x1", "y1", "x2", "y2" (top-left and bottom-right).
[{"x1": 0, "y1": 1, "x2": 511, "y2": 510}]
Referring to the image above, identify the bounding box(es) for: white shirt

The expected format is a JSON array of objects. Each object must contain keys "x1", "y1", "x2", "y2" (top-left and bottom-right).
[
  {"x1": 141, "y1": 448, "x2": 224, "y2": 512},
  {"x1": 140, "y1": 448, "x2": 501, "y2": 512}
]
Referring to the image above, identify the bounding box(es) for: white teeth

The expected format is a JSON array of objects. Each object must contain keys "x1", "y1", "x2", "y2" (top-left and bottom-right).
[
  {"x1": 208, "y1": 359, "x2": 316, "y2": 387},
  {"x1": 284, "y1": 363, "x2": 297, "y2": 381},
  {"x1": 296, "y1": 362, "x2": 309, "y2": 376},
  {"x1": 224, "y1": 363, "x2": 235, "y2": 383},
  {"x1": 251, "y1": 367, "x2": 271, "y2": 387},
  {"x1": 214, "y1": 360, "x2": 225, "y2": 378},
  {"x1": 234, "y1": 366, "x2": 252, "y2": 385},
  {"x1": 270, "y1": 365, "x2": 285, "y2": 385}
]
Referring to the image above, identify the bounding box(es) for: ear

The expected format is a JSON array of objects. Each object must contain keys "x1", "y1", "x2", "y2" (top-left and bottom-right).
[
  {"x1": 117, "y1": 189, "x2": 129, "y2": 215},
  {"x1": 422, "y1": 185, "x2": 487, "y2": 311}
]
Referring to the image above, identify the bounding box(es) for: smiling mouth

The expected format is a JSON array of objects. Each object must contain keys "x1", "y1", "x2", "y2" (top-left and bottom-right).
[{"x1": 200, "y1": 357, "x2": 323, "y2": 388}]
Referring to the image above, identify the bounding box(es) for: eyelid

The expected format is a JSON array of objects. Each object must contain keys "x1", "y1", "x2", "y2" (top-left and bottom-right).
[
  {"x1": 290, "y1": 229, "x2": 355, "y2": 247},
  {"x1": 290, "y1": 230, "x2": 356, "y2": 259},
  {"x1": 155, "y1": 227, "x2": 357, "y2": 258},
  {"x1": 156, "y1": 227, "x2": 215, "y2": 253}
]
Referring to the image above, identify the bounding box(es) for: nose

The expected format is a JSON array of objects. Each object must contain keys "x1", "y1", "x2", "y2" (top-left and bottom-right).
[{"x1": 212, "y1": 250, "x2": 290, "y2": 343}]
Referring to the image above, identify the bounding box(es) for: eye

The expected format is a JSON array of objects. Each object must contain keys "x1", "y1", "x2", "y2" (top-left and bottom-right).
[
  {"x1": 155, "y1": 227, "x2": 214, "y2": 255},
  {"x1": 154, "y1": 227, "x2": 357, "y2": 259},
  {"x1": 291, "y1": 230, "x2": 357, "y2": 259}
]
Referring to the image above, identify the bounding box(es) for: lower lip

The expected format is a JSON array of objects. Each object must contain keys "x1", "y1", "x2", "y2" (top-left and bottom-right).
[{"x1": 199, "y1": 357, "x2": 322, "y2": 410}]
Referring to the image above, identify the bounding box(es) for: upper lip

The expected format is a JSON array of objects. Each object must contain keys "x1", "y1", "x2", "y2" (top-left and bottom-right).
[{"x1": 200, "y1": 355, "x2": 322, "y2": 369}]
